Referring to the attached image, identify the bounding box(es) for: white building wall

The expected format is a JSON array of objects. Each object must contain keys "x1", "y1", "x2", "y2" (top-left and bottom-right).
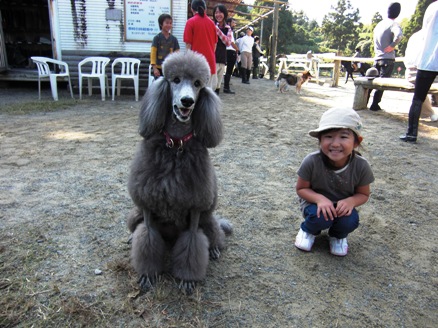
[{"x1": 55, "y1": 0, "x2": 187, "y2": 53}]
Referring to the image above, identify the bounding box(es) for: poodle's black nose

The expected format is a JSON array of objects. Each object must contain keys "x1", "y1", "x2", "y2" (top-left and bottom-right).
[{"x1": 181, "y1": 96, "x2": 194, "y2": 108}]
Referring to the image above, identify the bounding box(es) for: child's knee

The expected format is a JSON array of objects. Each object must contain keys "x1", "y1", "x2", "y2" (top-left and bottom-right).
[
  {"x1": 330, "y1": 211, "x2": 360, "y2": 236},
  {"x1": 303, "y1": 204, "x2": 333, "y2": 232}
]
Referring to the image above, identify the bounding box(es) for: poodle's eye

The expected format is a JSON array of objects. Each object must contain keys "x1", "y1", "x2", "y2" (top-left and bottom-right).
[
  {"x1": 194, "y1": 80, "x2": 201, "y2": 87},
  {"x1": 173, "y1": 77, "x2": 181, "y2": 84}
]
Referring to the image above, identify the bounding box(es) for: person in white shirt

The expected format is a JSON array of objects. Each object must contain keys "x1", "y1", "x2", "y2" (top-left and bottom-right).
[
  {"x1": 400, "y1": 1, "x2": 438, "y2": 142},
  {"x1": 238, "y1": 26, "x2": 254, "y2": 84},
  {"x1": 403, "y1": 30, "x2": 438, "y2": 123}
]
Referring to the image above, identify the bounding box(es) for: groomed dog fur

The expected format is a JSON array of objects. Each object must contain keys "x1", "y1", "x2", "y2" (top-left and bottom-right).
[
  {"x1": 276, "y1": 69, "x2": 312, "y2": 94},
  {"x1": 127, "y1": 50, "x2": 232, "y2": 295}
]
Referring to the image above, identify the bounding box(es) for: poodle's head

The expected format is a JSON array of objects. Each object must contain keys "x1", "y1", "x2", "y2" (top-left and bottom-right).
[
  {"x1": 162, "y1": 51, "x2": 211, "y2": 123},
  {"x1": 139, "y1": 51, "x2": 222, "y2": 147}
]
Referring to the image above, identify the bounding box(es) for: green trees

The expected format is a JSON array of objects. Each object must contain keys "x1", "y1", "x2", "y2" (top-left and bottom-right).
[
  {"x1": 320, "y1": 0, "x2": 361, "y2": 54},
  {"x1": 246, "y1": 0, "x2": 364, "y2": 56},
  {"x1": 238, "y1": 0, "x2": 428, "y2": 58}
]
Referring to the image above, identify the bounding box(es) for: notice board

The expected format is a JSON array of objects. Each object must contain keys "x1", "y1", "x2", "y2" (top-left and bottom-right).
[{"x1": 125, "y1": 0, "x2": 172, "y2": 41}]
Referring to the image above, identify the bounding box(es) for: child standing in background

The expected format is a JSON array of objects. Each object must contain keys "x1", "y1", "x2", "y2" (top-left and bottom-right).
[
  {"x1": 294, "y1": 107, "x2": 374, "y2": 256},
  {"x1": 151, "y1": 14, "x2": 180, "y2": 78}
]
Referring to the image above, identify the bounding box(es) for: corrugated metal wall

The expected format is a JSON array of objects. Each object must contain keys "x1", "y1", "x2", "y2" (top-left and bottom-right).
[{"x1": 55, "y1": 0, "x2": 187, "y2": 89}]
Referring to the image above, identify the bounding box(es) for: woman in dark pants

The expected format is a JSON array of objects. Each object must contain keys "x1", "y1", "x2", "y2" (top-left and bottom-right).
[
  {"x1": 400, "y1": 2, "x2": 438, "y2": 143},
  {"x1": 252, "y1": 36, "x2": 263, "y2": 79},
  {"x1": 224, "y1": 17, "x2": 238, "y2": 94}
]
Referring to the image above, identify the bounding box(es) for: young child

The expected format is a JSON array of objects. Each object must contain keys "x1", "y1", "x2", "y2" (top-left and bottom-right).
[
  {"x1": 294, "y1": 107, "x2": 374, "y2": 256},
  {"x1": 151, "y1": 14, "x2": 180, "y2": 78}
]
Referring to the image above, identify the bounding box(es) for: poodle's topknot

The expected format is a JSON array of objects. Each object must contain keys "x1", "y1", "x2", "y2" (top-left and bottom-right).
[{"x1": 162, "y1": 50, "x2": 211, "y2": 87}]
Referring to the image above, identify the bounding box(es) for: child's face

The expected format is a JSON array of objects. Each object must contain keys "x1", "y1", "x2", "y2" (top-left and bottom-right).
[
  {"x1": 319, "y1": 129, "x2": 359, "y2": 168},
  {"x1": 215, "y1": 9, "x2": 225, "y2": 23},
  {"x1": 162, "y1": 18, "x2": 173, "y2": 33}
]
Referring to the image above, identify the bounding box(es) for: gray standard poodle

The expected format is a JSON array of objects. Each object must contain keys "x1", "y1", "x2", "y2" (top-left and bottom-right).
[{"x1": 127, "y1": 51, "x2": 232, "y2": 295}]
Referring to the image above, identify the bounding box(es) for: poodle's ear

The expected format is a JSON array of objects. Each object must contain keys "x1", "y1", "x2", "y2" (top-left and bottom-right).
[
  {"x1": 192, "y1": 87, "x2": 223, "y2": 148},
  {"x1": 138, "y1": 77, "x2": 171, "y2": 139}
]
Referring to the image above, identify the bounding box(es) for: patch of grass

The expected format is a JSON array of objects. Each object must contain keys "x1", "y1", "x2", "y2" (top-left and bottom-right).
[
  {"x1": 2, "y1": 223, "x2": 239, "y2": 327},
  {"x1": 1, "y1": 99, "x2": 79, "y2": 115},
  {"x1": 0, "y1": 228, "x2": 108, "y2": 327}
]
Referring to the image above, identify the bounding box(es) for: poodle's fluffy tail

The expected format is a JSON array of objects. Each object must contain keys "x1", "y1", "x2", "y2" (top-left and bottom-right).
[
  {"x1": 127, "y1": 207, "x2": 143, "y2": 233},
  {"x1": 218, "y1": 217, "x2": 233, "y2": 236}
]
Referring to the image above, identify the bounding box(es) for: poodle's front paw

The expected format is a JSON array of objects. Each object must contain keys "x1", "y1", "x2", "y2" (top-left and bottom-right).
[
  {"x1": 138, "y1": 273, "x2": 159, "y2": 291},
  {"x1": 209, "y1": 246, "x2": 221, "y2": 260},
  {"x1": 179, "y1": 279, "x2": 196, "y2": 295}
]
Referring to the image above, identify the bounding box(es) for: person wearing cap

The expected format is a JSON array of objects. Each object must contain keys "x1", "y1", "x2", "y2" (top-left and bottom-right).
[
  {"x1": 368, "y1": 2, "x2": 403, "y2": 111},
  {"x1": 304, "y1": 50, "x2": 319, "y2": 75},
  {"x1": 238, "y1": 26, "x2": 254, "y2": 84},
  {"x1": 294, "y1": 107, "x2": 375, "y2": 256},
  {"x1": 400, "y1": 1, "x2": 438, "y2": 142},
  {"x1": 233, "y1": 31, "x2": 246, "y2": 78},
  {"x1": 306, "y1": 50, "x2": 313, "y2": 60}
]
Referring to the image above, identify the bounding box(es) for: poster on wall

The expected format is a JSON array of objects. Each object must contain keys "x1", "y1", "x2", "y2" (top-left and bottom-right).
[{"x1": 125, "y1": 0, "x2": 172, "y2": 41}]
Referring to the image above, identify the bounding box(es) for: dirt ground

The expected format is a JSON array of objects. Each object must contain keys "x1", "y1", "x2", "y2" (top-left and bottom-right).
[{"x1": 1, "y1": 77, "x2": 437, "y2": 327}]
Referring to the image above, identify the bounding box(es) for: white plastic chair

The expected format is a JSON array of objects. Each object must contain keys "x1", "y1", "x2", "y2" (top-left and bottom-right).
[
  {"x1": 111, "y1": 58, "x2": 141, "y2": 101},
  {"x1": 31, "y1": 56, "x2": 74, "y2": 101},
  {"x1": 148, "y1": 64, "x2": 155, "y2": 87},
  {"x1": 78, "y1": 57, "x2": 110, "y2": 101}
]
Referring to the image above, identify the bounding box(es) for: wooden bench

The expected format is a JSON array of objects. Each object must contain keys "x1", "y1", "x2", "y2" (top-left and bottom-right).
[{"x1": 353, "y1": 77, "x2": 438, "y2": 110}]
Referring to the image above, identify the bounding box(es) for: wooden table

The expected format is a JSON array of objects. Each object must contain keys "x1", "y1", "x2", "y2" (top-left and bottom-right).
[{"x1": 317, "y1": 55, "x2": 405, "y2": 87}]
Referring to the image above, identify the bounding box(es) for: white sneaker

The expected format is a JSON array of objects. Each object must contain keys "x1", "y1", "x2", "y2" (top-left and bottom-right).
[
  {"x1": 295, "y1": 228, "x2": 315, "y2": 251},
  {"x1": 329, "y1": 237, "x2": 348, "y2": 256}
]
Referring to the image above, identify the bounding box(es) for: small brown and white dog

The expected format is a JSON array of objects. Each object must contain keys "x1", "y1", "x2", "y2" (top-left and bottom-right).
[{"x1": 276, "y1": 69, "x2": 312, "y2": 94}]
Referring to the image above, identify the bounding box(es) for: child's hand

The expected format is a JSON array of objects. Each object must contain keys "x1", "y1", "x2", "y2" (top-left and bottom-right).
[
  {"x1": 317, "y1": 199, "x2": 337, "y2": 221},
  {"x1": 335, "y1": 199, "x2": 355, "y2": 217}
]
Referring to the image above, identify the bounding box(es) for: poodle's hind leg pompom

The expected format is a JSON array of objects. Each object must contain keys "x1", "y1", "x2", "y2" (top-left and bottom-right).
[{"x1": 200, "y1": 215, "x2": 232, "y2": 260}]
